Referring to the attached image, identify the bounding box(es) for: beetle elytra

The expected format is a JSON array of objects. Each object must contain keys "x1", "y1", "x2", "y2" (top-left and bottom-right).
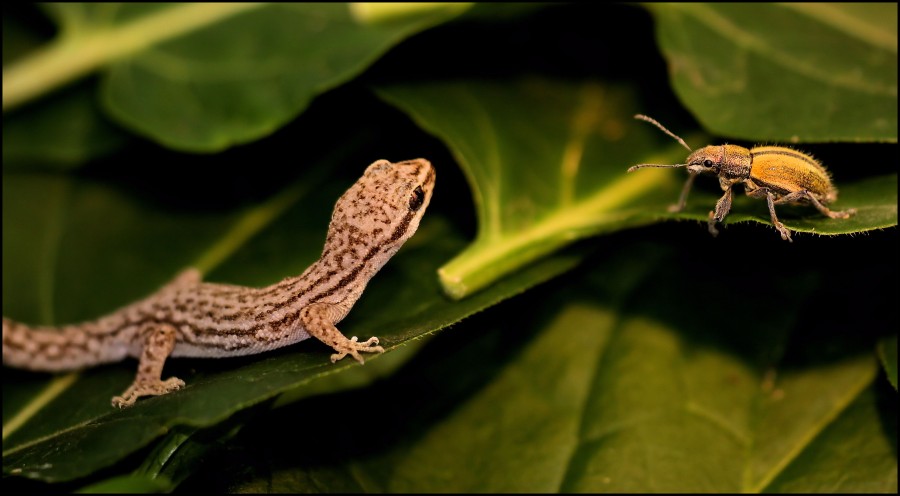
[{"x1": 628, "y1": 114, "x2": 856, "y2": 242}]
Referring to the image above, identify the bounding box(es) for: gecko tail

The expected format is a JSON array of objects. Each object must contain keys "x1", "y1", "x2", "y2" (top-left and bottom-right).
[{"x1": 2, "y1": 317, "x2": 130, "y2": 372}]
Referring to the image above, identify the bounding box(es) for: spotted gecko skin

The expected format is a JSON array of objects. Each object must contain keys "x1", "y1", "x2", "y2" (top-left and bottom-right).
[{"x1": 3, "y1": 159, "x2": 435, "y2": 408}]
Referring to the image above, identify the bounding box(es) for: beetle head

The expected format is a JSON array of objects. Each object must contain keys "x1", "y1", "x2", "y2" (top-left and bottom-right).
[
  {"x1": 687, "y1": 145, "x2": 751, "y2": 180},
  {"x1": 685, "y1": 146, "x2": 723, "y2": 175}
]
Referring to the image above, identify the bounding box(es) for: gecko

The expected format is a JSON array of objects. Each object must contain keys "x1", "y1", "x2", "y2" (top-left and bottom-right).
[{"x1": 2, "y1": 158, "x2": 435, "y2": 408}]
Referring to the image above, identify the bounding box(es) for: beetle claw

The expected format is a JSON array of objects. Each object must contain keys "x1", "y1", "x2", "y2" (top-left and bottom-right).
[{"x1": 774, "y1": 223, "x2": 793, "y2": 242}]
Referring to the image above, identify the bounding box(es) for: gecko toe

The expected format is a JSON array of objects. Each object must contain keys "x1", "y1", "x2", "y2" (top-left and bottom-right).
[
  {"x1": 329, "y1": 336, "x2": 384, "y2": 364},
  {"x1": 110, "y1": 376, "x2": 185, "y2": 408}
]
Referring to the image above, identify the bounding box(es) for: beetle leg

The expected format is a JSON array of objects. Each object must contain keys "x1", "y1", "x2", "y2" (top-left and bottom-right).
[
  {"x1": 747, "y1": 188, "x2": 792, "y2": 242},
  {"x1": 707, "y1": 186, "x2": 734, "y2": 237},
  {"x1": 774, "y1": 190, "x2": 857, "y2": 219},
  {"x1": 669, "y1": 173, "x2": 697, "y2": 213}
]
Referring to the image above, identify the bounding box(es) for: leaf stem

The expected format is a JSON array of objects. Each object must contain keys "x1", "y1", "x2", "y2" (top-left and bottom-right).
[{"x1": 438, "y1": 169, "x2": 670, "y2": 299}]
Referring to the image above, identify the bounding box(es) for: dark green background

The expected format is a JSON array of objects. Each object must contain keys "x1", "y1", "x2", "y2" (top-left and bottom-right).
[{"x1": 3, "y1": 3, "x2": 896, "y2": 492}]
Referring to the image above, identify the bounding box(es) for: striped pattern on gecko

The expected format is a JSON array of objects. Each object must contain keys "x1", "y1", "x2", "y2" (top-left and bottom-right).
[{"x1": 2, "y1": 158, "x2": 435, "y2": 408}]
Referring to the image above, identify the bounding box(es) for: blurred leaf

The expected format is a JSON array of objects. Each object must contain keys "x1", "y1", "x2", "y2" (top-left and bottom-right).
[
  {"x1": 646, "y1": 3, "x2": 898, "y2": 142},
  {"x1": 175, "y1": 233, "x2": 898, "y2": 493},
  {"x1": 879, "y1": 335, "x2": 898, "y2": 390},
  {"x1": 348, "y1": 2, "x2": 472, "y2": 24},
  {"x1": 377, "y1": 79, "x2": 896, "y2": 299},
  {"x1": 765, "y1": 386, "x2": 898, "y2": 492},
  {"x1": 359, "y1": 248, "x2": 892, "y2": 493},
  {"x1": 3, "y1": 3, "x2": 469, "y2": 151},
  {"x1": 3, "y1": 82, "x2": 130, "y2": 169},
  {"x1": 1, "y1": 158, "x2": 581, "y2": 482},
  {"x1": 2, "y1": 5, "x2": 49, "y2": 66},
  {"x1": 131, "y1": 406, "x2": 261, "y2": 488},
  {"x1": 75, "y1": 474, "x2": 171, "y2": 493},
  {"x1": 2, "y1": 6, "x2": 127, "y2": 169}
]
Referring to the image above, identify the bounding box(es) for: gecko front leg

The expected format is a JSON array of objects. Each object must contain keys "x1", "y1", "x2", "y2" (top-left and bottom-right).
[
  {"x1": 111, "y1": 323, "x2": 184, "y2": 408},
  {"x1": 300, "y1": 303, "x2": 384, "y2": 364}
]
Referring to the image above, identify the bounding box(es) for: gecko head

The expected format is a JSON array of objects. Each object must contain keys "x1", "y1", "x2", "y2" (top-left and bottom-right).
[{"x1": 328, "y1": 159, "x2": 435, "y2": 256}]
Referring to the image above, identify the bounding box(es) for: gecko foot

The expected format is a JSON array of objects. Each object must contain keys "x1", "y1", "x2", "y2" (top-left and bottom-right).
[
  {"x1": 111, "y1": 376, "x2": 185, "y2": 408},
  {"x1": 330, "y1": 336, "x2": 384, "y2": 364}
]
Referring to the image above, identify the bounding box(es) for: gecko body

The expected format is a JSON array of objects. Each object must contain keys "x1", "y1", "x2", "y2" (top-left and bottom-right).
[{"x1": 3, "y1": 159, "x2": 435, "y2": 407}]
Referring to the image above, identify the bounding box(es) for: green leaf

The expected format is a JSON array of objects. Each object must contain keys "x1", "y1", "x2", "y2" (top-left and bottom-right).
[
  {"x1": 131, "y1": 406, "x2": 262, "y2": 488},
  {"x1": 878, "y1": 335, "x2": 898, "y2": 390},
  {"x1": 3, "y1": 82, "x2": 130, "y2": 170},
  {"x1": 3, "y1": 3, "x2": 469, "y2": 151},
  {"x1": 75, "y1": 474, "x2": 171, "y2": 493},
  {"x1": 765, "y1": 387, "x2": 898, "y2": 492},
  {"x1": 1, "y1": 160, "x2": 580, "y2": 483},
  {"x1": 4, "y1": 4, "x2": 895, "y2": 491},
  {"x1": 376, "y1": 79, "x2": 896, "y2": 299},
  {"x1": 376, "y1": 80, "x2": 674, "y2": 298},
  {"x1": 173, "y1": 233, "x2": 898, "y2": 493},
  {"x1": 2, "y1": 6, "x2": 129, "y2": 169},
  {"x1": 652, "y1": 172, "x2": 898, "y2": 237},
  {"x1": 646, "y1": 3, "x2": 898, "y2": 142},
  {"x1": 363, "y1": 249, "x2": 893, "y2": 492}
]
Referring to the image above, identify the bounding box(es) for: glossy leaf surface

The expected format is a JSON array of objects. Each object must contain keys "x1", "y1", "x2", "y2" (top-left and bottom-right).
[{"x1": 648, "y1": 3, "x2": 897, "y2": 142}]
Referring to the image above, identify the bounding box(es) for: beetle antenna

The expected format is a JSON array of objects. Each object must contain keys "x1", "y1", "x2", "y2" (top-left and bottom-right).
[
  {"x1": 627, "y1": 163, "x2": 686, "y2": 172},
  {"x1": 634, "y1": 114, "x2": 692, "y2": 152}
]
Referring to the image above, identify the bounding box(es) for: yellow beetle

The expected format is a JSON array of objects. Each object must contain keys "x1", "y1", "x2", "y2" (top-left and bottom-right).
[{"x1": 628, "y1": 115, "x2": 855, "y2": 242}]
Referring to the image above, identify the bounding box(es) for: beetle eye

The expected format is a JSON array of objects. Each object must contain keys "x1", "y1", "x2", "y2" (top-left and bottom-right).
[
  {"x1": 703, "y1": 159, "x2": 714, "y2": 167},
  {"x1": 408, "y1": 186, "x2": 425, "y2": 211}
]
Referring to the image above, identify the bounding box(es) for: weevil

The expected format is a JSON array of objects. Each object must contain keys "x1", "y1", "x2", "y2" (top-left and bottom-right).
[{"x1": 627, "y1": 114, "x2": 855, "y2": 242}]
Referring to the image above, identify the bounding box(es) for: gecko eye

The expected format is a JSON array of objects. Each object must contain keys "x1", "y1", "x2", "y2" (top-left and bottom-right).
[{"x1": 408, "y1": 186, "x2": 425, "y2": 211}]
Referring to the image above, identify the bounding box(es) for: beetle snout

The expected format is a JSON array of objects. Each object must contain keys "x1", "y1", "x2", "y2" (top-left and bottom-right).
[{"x1": 686, "y1": 163, "x2": 714, "y2": 175}]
